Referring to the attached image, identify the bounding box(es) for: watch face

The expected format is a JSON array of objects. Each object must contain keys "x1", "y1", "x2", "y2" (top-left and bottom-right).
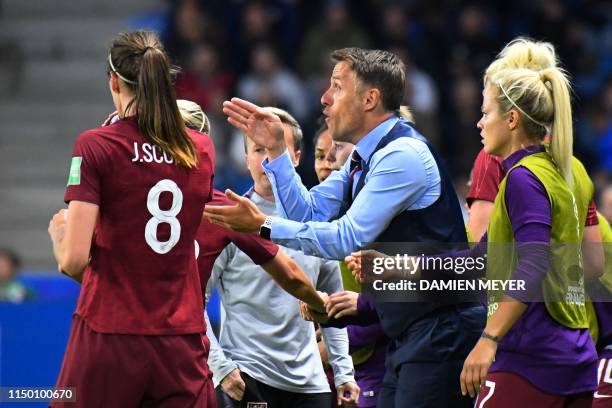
[{"x1": 259, "y1": 225, "x2": 271, "y2": 240}]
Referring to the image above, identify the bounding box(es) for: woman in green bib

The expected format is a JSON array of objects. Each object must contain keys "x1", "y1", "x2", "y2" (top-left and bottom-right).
[{"x1": 460, "y1": 41, "x2": 599, "y2": 406}]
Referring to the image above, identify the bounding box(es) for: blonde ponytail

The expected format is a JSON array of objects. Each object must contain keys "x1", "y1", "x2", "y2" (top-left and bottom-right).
[
  {"x1": 484, "y1": 37, "x2": 557, "y2": 84},
  {"x1": 484, "y1": 37, "x2": 574, "y2": 185},
  {"x1": 177, "y1": 99, "x2": 210, "y2": 133},
  {"x1": 540, "y1": 67, "x2": 573, "y2": 185},
  {"x1": 490, "y1": 66, "x2": 573, "y2": 185},
  {"x1": 397, "y1": 105, "x2": 414, "y2": 123}
]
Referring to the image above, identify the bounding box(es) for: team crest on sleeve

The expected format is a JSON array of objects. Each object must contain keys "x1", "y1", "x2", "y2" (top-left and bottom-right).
[{"x1": 67, "y1": 156, "x2": 82, "y2": 186}]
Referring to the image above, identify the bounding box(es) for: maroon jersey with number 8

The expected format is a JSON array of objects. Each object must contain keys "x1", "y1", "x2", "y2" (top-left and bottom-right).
[{"x1": 64, "y1": 117, "x2": 214, "y2": 335}]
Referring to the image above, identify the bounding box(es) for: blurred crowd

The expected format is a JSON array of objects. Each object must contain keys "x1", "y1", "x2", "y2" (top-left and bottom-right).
[{"x1": 161, "y1": 0, "x2": 611, "y2": 203}]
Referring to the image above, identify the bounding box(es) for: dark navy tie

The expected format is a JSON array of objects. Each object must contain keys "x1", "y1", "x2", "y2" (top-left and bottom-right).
[
  {"x1": 349, "y1": 150, "x2": 362, "y2": 181},
  {"x1": 348, "y1": 150, "x2": 362, "y2": 199}
]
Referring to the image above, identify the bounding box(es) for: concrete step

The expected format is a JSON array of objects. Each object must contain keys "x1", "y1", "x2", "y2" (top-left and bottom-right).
[
  {"x1": 0, "y1": 186, "x2": 65, "y2": 229},
  {"x1": 0, "y1": 103, "x2": 113, "y2": 187},
  {"x1": 0, "y1": 140, "x2": 73, "y2": 187},
  {"x1": 0, "y1": 227, "x2": 59, "y2": 269},
  {"x1": 19, "y1": 59, "x2": 110, "y2": 101},
  {"x1": 2, "y1": 17, "x2": 128, "y2": 62},
  {"x1": 2, "y1": 0, "x2": 164, "y2": 19},
  {"x1": 0, "y1": 122, "x2": 63, "y2": 145},
  {"x1": 0, "y1": 101, "x2": 114, "y2": 142},
  {"x1": 0, "y1": 186, "x2": 64, "y2": 271}
]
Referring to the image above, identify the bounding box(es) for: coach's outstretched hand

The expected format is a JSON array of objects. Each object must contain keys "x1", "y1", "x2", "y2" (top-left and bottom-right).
[
  {"x1": 223, "y1": 98, "x2": 287, "y2": 160},
  {"x1": 346, "y1": 250, "x2": 419, "y2": 283},
  {"x1": 204, "y1": 189, "x2": 266, "y2": 233},
  {"x1": 344, "y1": 252, "x2": 363, "y2": 283}
]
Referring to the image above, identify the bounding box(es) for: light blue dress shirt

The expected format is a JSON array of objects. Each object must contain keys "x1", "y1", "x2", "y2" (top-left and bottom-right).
[{"x1": 262, "y1": 116, "x2": 441, "y2": 259}]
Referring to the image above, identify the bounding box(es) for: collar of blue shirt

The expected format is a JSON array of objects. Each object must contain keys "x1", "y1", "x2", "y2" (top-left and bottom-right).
[{"x1": 352, "y1": 115, "x2": 400, "y2": 165}]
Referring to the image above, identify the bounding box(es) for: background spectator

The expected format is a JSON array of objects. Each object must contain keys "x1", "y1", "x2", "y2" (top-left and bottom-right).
[
  {"x1": 0, "y1": 249, "x2": 32, "y2": 303},
  {"x1": 159, "y1": 0, "x2": 610, "y2": 194},
  {"x1": 238, "y1": 43, "x2": 310, "y2": 122}
]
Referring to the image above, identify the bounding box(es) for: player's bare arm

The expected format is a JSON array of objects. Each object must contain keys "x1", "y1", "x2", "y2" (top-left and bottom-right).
[
  {"x1": 48, "y1": 201, "x2": 98, "y2": 279},
  {"x1": 582, "y1": 224, "x2": 604, "y2": 280},
  {"x1": 261, "y1": 251, "x2": 326, "y2": 313},
  {"x1": 460, "y1": 297, "x2": 527, "y2": 398}
]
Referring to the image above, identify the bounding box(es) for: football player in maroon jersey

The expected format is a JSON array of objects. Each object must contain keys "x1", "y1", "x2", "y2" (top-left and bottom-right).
[{"x1": 47, "y1": 30, "x2": 218, "y2": 407}]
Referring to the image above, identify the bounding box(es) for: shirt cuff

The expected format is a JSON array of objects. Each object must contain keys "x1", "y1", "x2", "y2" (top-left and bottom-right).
[
  {"x1": 269, "y1": 216, "x2": 304, "y2": 241},
  {"x1": 262, "y1": 149, "x2": 294, "y2": 185},
  {"x1": 334, "y1": 374, "x2": 356, "y2": 389},
  {"x1": 211, "y1": 360, "x2": 239, "y2": 388}
]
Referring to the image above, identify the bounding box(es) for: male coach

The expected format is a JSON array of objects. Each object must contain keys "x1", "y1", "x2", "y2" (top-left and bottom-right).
[{"x1": 205, "y1": 48, "x2": 486, "y2": 408}]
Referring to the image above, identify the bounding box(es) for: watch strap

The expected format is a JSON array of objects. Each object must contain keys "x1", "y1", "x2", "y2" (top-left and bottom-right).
[{"x1": 481, "y1": 331, "x2": 499, "y2": 342}]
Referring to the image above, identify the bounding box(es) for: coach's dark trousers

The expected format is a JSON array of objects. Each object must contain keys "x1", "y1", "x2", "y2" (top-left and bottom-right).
[
  {"x1": 377, "y1": 304, "x2": 486, "y2": 408},
  {"x1": 218, "y1": 372, "x2": 332, "y2": 408}
]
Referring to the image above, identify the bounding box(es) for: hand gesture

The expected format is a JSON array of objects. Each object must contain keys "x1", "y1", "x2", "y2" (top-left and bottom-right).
[
  {"x1": 223, "y1": 98, "x2": 286, "y2": 157},
  {"x1": 346, "y1": 250, "x2": 411, "y2": 283},
  {"x1": 336, "y1": 381, "x2": 360, "y2": 406},
  {"x1": 48, "y1": 209, "x2": 68, "y2": 244},
  {"x1": 344, "y1": 252, "x2": 363, "y2": 283},
  {"x1": 203, "y1": 189, "x2": 266, "y2": 233},
  {"x1": 460, "y1": 338, "x2": 497, "y2": 398},
  {"x1": 299, "y1": 291, "x2": 330, "y2": 323},
  {"x1": 325, "y1": 291, "x2": 359, "y2": 319},
  {"x1": 221, "y1": 368, "x2": 246, "y2": 401}
]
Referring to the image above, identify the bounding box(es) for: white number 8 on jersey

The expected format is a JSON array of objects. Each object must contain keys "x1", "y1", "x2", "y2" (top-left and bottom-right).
[{"x1": 145, "y1": 179, "x2": 183, "y2": 254}]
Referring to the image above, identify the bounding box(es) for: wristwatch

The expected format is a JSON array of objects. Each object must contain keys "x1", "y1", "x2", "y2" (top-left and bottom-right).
[
  {"x1": 259, "y1": 216, "x2": 273, "y2": 240},
  {"x1": 481, "y1": 331, "x2": 499, "y2": 342}
]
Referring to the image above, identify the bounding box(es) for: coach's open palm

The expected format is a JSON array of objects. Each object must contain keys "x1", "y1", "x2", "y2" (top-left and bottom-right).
[
  {"x1": 203, "y1": 189, "x2": 266, "y2": 233},
  {"x1": 222, "y1": 98, "x2": 285, "y2": 156}
]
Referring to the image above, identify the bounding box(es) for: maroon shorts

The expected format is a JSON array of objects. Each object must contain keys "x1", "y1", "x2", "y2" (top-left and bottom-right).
[
  {"x1": 474, "y1": 372, "x2": 592, "y2": 408},
  {"x1": 51, "y1": 315, "x2": 215, "y2": 408},
  {"x1": 594, "y1": 356, "x2": 612, "y2": 407}
]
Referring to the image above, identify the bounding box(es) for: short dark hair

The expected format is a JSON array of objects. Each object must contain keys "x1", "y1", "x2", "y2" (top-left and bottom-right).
[{"x1": 331, "y1": 48, "x2": 406, "y2": 112}]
